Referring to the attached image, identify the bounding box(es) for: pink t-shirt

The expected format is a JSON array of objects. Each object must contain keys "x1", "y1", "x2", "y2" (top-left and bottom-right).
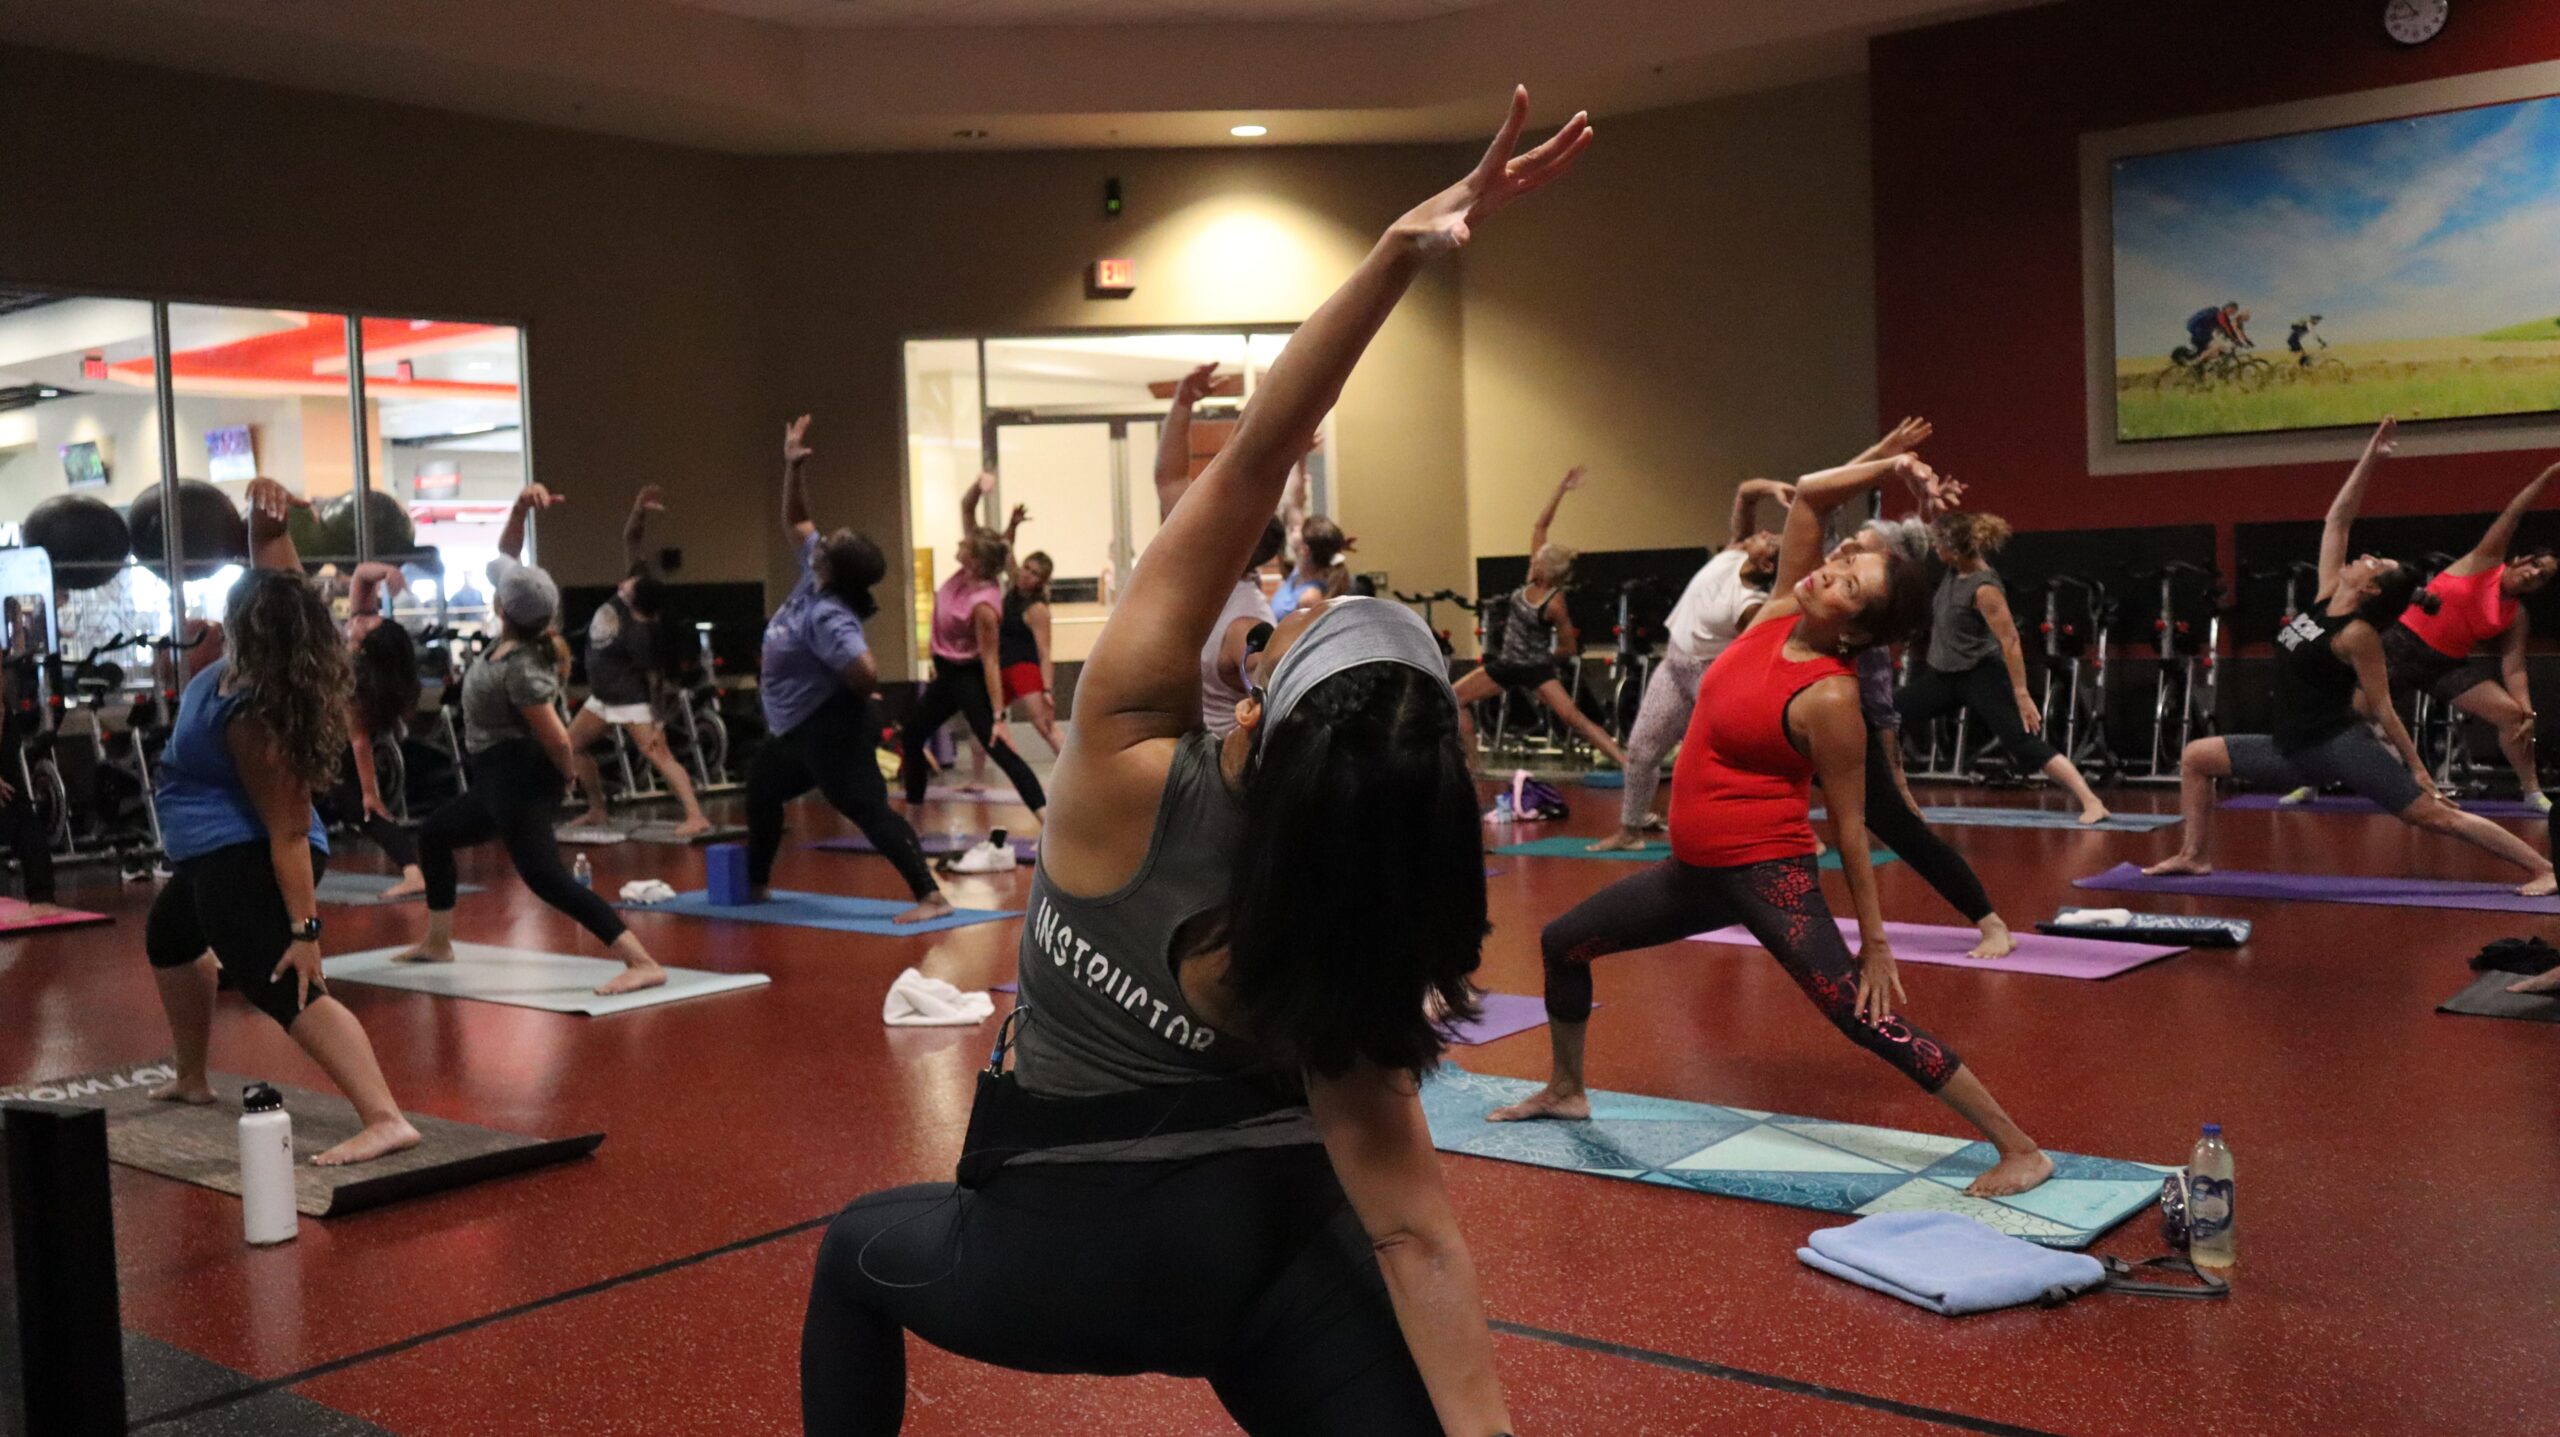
[{"x1": 932, "y1": 571, "x2": 1004, "y2": 662}]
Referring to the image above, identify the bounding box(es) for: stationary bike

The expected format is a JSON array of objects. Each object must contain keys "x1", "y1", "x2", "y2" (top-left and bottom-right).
[
  {"x1": 2128, "y1": 562, "x2": 2222, "y2": 781},
  {"x1": 2035, "y1": 574, "x2": 2121, "y2": 785}
]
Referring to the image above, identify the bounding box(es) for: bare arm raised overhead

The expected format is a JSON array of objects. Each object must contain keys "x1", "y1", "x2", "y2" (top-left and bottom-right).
[
  {"x1": 781, "y1": 415, "x2": 818, "y2": 545},
  {"x1": 2318, "y1": 417, "x2": 2396, "y2": 595},
  {"x1": 1530, "y1": 465, "x2": 1585, "y2": 554},
  {"x1": 2451, "y1": 455, "x2": 2560, "y2": 577},
  {"x1": 1153, "y1": 363, "x2": 1221, "y2": 521},
  {"x1": 1725, "y1": 478, "x2": 1796, "y2": 547}
]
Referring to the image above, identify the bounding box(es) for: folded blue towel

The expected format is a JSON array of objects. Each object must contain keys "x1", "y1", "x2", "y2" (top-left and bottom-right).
[{"x1": 1797, "y1": 1211, "x2": 2105, "y2": 1315}]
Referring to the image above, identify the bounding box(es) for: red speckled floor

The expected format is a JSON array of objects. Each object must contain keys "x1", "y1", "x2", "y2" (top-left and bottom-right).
[{"x1": 6, "y1": 778, "x2": 2555, "y2": 1435}]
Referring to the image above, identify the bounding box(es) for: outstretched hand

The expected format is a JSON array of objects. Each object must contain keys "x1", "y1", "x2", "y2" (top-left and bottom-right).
[
  {"x1": 517, "y1": 483, "x2": 563, "y2": 512},
  {"x1": 243, "y1": 477, "x2": 308, "y2": 526},
  {"x1": 973, "y1": 471, "x2": 998, "y2": 498},
  {"x1": 633, "y1": 484, "x2": 667, "y2": 514},
  {"x1": 1009, "y1": 502, "x2": 1031, "y2": 530},
  {"x1": 1391, "y1": 87, "x2": 1592, "y2": 256},
  {"x1": 1875, "y1": 416, "x2": 1934, "y2": 459},
  {"x1": 784, "y1": 414, "x2": 815, "y2": 466},
  {"x1": 1558, "y1": 465, "x2": 1588, "y2": 493},
  {"x1": 2364, "y1": 415, "x2": 2398, "y2": 462},
  {"x1": 1171, "y1": 362, "x2": 1220, "y2": 408}
]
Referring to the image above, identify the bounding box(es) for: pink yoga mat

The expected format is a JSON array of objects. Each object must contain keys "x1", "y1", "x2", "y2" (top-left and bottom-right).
[
  {"x1": 0, "y1": 899, "x2": 111, "y2": 934},
  {"x1": 1692, "y1": 919, "x2": 2186, "y2": 980}
]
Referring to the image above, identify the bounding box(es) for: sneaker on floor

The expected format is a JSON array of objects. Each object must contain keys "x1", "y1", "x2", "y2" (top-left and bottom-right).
[
  {"x1": 2277, "y1": 786, "x2": 2318, "y2": 805},
  {"x1": 947, "y1": 835, "x2": 1019, "y2": 874}
]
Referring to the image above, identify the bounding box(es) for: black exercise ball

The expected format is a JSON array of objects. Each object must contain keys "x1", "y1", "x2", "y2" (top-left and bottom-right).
[
  {"x1": 23, "y1": 494, "x2": 132, "y2": 591},
  {"x1": 314, "y1": 489, "x2": 418, "y2": 561},
  {"x1": 127, "y1": 479, "x2": 249, "y2": 582}
]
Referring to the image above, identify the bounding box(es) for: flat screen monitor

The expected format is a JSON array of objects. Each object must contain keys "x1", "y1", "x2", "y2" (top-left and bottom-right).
[{"x1": 59, "y1": 441, "x2": 106, "y2": 489}]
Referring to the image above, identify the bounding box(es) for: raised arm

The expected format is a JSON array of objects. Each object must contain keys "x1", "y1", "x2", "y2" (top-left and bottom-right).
[
  {"x1": 243, "y1": 477, "x2": 310, "y2": 573},
  {"x1": 624, "y1": 485, "x2": 664, "y2": 572},
  {"x1": 1849, "y1": 416, "x2": 1933, "y2": 467},
  {"x1": 2319, "y1": 418, "x2": 2396, "y2": 594},
  {"x1": 1069, "y1": 89, "x2": 1591, "y2": 745},
  {"x1": 496, "y1": 483, "x2": 558, "y2": 564},
  {"x1": 1769, "y1": 455, "x2": 1940, "y2": 601},
  {"x1": 1153, "y1": 363, "x2": 1220, "y2": 521},
  {"x1": 2457, "y1": 458, "x2": 2560, "y2": 575},
  {"x1": 1725, "y1": 478, "x2": 1796, "y2": 547},
  {"x1": 782, "y1": 415, "x2": 817, "y2": 544},
  {"x1": 962, "y1": 471, "x2": 995, "y2": 540},
  {"x1": 1530, "y1": 466, "x2": 1585, "y2": 554}
]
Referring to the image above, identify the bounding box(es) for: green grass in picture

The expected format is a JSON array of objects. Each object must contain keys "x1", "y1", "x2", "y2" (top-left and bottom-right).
[
  {"x1": 2116, "y1": 349, "x2": 2560, "y2": 440},
  {"x1": 2482, "y1": 317, "x2": 2560, "y2": 342}
]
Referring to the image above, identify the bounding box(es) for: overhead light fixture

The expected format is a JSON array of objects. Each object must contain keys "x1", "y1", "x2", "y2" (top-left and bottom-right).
[{"x1": 1230, "y1": 124, "x2": 1268, "y2": 138}]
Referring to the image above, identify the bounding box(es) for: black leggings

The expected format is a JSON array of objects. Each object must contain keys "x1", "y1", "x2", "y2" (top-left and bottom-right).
[
  {"x1": 417, "y1": 740, "x2": 626, "y2": 946},
  {"x1": 800, "y1": 1147, "x2": 1437, "y2": 1436},
  {"x1": 1896, "y1": 660, "x2": 2058, "y2": 771},
  {"x1": 1, "y1": 733, "x2": 52, "y2": 904},
  {"x1": 1858, "y1": 730, "x2": 1993, "y2": 923},
  {"x1": 747, "y1": 689, "x2": 936, "y2": 898},
  {"x1": 315, "y1": 760, "x2": 419, "y2": 871},
  {"x1": 902, "y1": 658, "x2": 1046, "y2": 811},
  {"x1": 1540, "y1": 853, "x2": 1960, "y2": 1093},
  {"x1": 146, "y1": 841, "x2": 330, "y2": 1030}
]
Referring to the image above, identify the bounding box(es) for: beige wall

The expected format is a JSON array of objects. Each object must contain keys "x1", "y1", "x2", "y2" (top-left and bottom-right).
[{"x1": 1460, "y1": 77, "x2": 1877, "y2": 572}]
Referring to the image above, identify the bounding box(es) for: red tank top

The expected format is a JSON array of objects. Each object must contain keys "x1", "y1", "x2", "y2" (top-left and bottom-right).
[
  {"x1": 2399, "y1": 564, "x2": 2517, "y2": 659},
  {"x1": 1669, "y1": 616, "x2": 1853, "y2": 867}
]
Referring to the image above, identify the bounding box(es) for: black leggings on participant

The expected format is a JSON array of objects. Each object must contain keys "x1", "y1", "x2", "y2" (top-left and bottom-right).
[
  {"x1": 146, "y1": 840, "x2": 329, "y2": 1030},
  {"x1": 0, "y1": 732, "x2": 53, "y2": 904},
  {"x1": 1540, "y1": 853, "x2": 1960, "y2": 1092},
  {"x1": 1896, "y1": 659, "x2": 2058, "y2": 771},
  {"x1": 316, "y1": 761, "x2": 419, "y2": 870},
  {"x1": 747, "y1": 689, "x2": 935, "y2": 898},
  {"x1": 1858, "y1": 730, "x2": 1993, "y2": 923},
  {"x1": 417, "y1": 739, "x2": 626, "y2": 945},
  {"x1": 901, "y1": 657, "x2": 1046, "y2": 811},
  {"x1": 800, "y1": 1146, "x2": 1438, "y2": 1436}
]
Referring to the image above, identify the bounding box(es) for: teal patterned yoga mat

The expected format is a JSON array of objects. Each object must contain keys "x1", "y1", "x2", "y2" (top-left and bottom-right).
[
  {"x1": 1488, "y1": 836, "x2": 1897, "y2": 869},
  {"x1": 1423, "y1": 1067, "x2": 2168, "y2": 1249}
]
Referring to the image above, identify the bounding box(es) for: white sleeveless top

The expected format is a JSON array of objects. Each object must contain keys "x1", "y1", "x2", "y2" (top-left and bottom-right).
[{"x1": 1199, "y1": 578, "x2": 1273, "y2": 738}]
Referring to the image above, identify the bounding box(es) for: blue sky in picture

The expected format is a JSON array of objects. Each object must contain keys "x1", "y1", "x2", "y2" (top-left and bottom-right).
[{"x1": 2113, "y1": 93, "x2": 2560, "y2": 356}]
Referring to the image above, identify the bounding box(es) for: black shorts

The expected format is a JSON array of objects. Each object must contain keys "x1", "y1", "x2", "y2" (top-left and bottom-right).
[
  {"x1": 2381, "y1": 623, "x2": 2502, "y2": 706},
  {"x1": 1484, "y1": 657, "x2": 1558, "y2": 691}
]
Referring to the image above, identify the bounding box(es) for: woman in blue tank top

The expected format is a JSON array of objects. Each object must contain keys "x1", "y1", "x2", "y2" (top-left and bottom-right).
[
  {"x1": 801, "y1": 91, "x2": 1592, "y2": 1435},
  {"x1": 143, "y1": 479, "x2": 421, "y2": 1167}
]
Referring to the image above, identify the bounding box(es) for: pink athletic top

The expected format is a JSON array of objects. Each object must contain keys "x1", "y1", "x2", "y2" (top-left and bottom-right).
[
  {"x1": 2400, "y1": 564, "x2": 2518, "y2": 659},
  {"x1": 931, "y1": 571, "x2": 1004, "y2": 662}
]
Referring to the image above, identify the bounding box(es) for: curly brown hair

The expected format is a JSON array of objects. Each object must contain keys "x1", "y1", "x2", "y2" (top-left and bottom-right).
[
  {"x1": 1933, "y1": 511, "x2": 2013, "y2": 561},
  {"x1": 224, "y1": 569, "x2": 351, "y2": 790}
]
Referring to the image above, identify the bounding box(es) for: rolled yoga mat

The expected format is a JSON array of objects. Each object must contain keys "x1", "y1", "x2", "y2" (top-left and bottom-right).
[
  {"x1": 624, "y1": 888, "x2": 1018, "y2": 936},
  {"x1": 629, "y1": 823, "x2": 749, "y2": 846},
  {"x1": 314, "y1": 873, "x2": 482, "y2": 907},
  {"x1": 553, "y1": 825, "x2": 632, "y2": 846},
  {"x1": 2221, "y1": 792, "x2": 2548, "y2": 818},
  {"x1": 1422, "y1": 1067, "x2": 2170, "y2": 1249},
  {"x1": 326, "y1": 942, "x2": 770, "y2": 1015},
  {"x1": 1811, "y1": 805, "x2": 2182, "y2": 833},
  {"x1": 2074, "y1": 861, "x2": 2560, "y2": 915},
  {"x1": 813, "y1": 832, "x2": 1039, "y2": 861},
  {"x1": 1489, "y1": 835, "x2": 1897, "y2": 869},
  {"x1": 0, "y1": 897, "x2": 111, "y2": 932},
  {"x1": 1693, "y1": 918, "x2": 2188, "y2": 981},
  {"x1": 0, "y1": 1061, "x2": 601, "y2": 1217},
  {"x1": 2437, "y1": 970, "x2": 2560, "y2": 1023}
]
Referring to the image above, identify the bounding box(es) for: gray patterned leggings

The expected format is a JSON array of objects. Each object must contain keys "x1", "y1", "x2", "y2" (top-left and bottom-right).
[{"x1": 1621, "y1": 650, "x2": 1707, "y2": 831}]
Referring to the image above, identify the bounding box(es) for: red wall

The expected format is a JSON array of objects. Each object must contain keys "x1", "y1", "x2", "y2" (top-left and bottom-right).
[{"x1": 1870, "y1": 0, "x2": 2560, "y2": 559}]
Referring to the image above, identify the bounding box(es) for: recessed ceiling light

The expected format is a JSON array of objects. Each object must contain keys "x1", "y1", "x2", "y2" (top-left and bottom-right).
[{"x1": 1230, "y1": 124, "x2": 1268, "y2": 138}]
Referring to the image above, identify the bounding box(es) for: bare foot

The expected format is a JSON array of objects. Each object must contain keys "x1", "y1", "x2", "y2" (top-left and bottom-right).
[
  {"x1": 893, "y1": 894, "x2": 956, "y2": 926},
  {"x1": 1965, "y1": 1148, "x2": 2053, "y2": 1197},
  {"x1": 148, "y1": 1077, "x2": 216, "y2": 1105},
  {"x1": 1487, "y1": 1086, "x2": 1590, "y2": 1123},
  {"x1": 313, "y1": 1118, "x2": 423, "y2": 1167},
  {"x1": 1586, "y1": 830, "x2": 1650, "y2": 853},
  {"x1": 595, "y1": 960, "x2": 667, "y2": 996},
  {"x1": 2507, "y1": 967, "x2": 2560, "y2": 994},
  {"x1": 2143, "y1": 854, "x2": 2212, "y2": 877},
  {"x1": 1968, "y1": 916, "x2": 2017, "y2": 960},
  {"x1": 671, "y1": 816, "x2": 715, "y2": 839},
  {"x1": 2518, "y1": 871, "x2": 2557, "y2": 898},
  {"x1": 381, "y1": 870, "x2": 427, "y2": 901},
  {"x1": 394, "y1": 940, "x2": 456, "y2": 965},
  {"x1": 2078, "y1": 805, "x2": 2113, "y2": 826}
]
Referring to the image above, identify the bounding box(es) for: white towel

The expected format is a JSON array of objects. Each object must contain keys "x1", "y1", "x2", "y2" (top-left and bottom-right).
[
  {"x1": 619, "y1": 879, "x2": 679, "y2": 905},
  {"x1": 2054, "y1": 907, "x2": 2133, "y2": 928},
  {"x1": 882, "y1": 967, "x2": 996, "y2": 1027}
]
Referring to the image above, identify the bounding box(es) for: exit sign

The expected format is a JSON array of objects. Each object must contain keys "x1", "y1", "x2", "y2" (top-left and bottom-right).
[{"x1": 1092, "y1": 258, "x2": 1136, "y2": 293}]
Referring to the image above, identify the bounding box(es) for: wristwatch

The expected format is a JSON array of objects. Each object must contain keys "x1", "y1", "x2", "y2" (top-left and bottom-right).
[{"x1": 288, "y1": 915, "x2": 322, "y2": 943}]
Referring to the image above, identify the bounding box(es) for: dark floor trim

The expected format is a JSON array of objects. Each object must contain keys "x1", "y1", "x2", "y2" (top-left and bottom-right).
[{"x1": 1490, "y1": 1319, "x2": 2069, "y2": 1437}]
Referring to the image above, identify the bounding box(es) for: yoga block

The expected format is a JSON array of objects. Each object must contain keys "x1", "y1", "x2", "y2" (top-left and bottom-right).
[{"x1": 705, "y1": 843, "x2": 750, "y2": 906}]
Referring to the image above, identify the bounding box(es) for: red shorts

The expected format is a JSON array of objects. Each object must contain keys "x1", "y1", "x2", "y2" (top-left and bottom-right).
[{"x1": 1002, "y1": 662, "x2": 1045, "y2": 704}]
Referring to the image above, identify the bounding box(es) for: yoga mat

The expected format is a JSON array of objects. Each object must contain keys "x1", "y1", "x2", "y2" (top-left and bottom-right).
[
  {"x1": 1813, "y1": 805, "x2": 2180, "y2": 833},
  {"x1": 1490, "y1": 835, "x2": 1897, "y2": 870},
  {"x1": 1422, "y1": 1067, "x2": 2169, "y2": 1248},
  {"x1": 1580, "y1": 771, "x2": 1625, "y2": 789},
  {"x1": 1693, "y1": 919, "x2": 2187, "y2": 981},
  {"x1": 2074, "y1": 861, "x2": 2560, "y2": 915},
  {"x1": 625, "y1": 888, "x2": 1018, "y2": 936},
  {"x1": 1445, "y1": 992, "x2": 1564, "y2": 1045},
  {"x1": 2221, "y1": 792, "x2": 2547, "y2": 818},
  {"x1": 2437, "y1": 970, "x2": 2560, "y2": 1023},
  {"x1": 0, "y1": 1061, "x2": 602, "y2": 1217},
  {"x1": 2037, "y1": 912, "x2": 2251, "y2": 948},
  {"x1": 813, "y1": 832, "x2": 1039, "y2": 861},
  {"x1": 314, "y1": 873, "x2": 482, "y2": 907},
  {"x1": 629, "y1": 822, "x2": 749, "y2": 846},
  {"x1": 0, "y1": 897, "x2": 110, "y2": 932},
  {"x1": 325, "y1": 942, "x2": 770, "y2": 1015},
  {"x1": 553, "y1": 824, "x2": 631, "y2": 846}
]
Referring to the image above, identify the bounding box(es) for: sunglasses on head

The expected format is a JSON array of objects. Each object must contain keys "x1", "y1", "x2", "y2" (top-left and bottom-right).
[{"x1": 1242, "y1": 622, "x2": 1275, "y2": 702}]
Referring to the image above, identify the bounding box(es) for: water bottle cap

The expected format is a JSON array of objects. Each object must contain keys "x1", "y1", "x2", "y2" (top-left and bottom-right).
[
  {"x1": 2200, "y1": 1122, "x2": 2221, "y2": 1136},
  {"x1": 242, "y1": 1082, "x2": 284, "y2": 1114}
]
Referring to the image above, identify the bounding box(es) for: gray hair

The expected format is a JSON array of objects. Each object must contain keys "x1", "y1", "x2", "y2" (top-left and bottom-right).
[{"x1": 1861, "y1": 517, "x2": 1934, "y2": 565}]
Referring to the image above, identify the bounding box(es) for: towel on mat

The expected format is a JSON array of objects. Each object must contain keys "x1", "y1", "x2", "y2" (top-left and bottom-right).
[
  {"x1": 882, "y1": 967, "x2": 996, "y2": 1027},
  {"x1": 620, "y1": 880, "x2": 679, "y2": 905},
  {"x1": 1797, "y1": 1211, "x2": 2105, "y2": 1315}
]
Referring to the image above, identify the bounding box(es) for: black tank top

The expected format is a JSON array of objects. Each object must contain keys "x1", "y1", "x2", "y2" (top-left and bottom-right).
[
  {"x1": 2272, "y1": 601, "x2": 2360, "y2": 751},
  {"x1": 998, "y1": 589, "x2": 1041, "y2": 668}
]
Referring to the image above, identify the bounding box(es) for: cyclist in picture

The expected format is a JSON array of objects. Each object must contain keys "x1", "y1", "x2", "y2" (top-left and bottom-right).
[
  {"x1": 2287, "y1": 314, "x2": 2326, "y2": 368},
  {"x1": 2177, "y1": 301, "x2": 2250, "y2": 365}
]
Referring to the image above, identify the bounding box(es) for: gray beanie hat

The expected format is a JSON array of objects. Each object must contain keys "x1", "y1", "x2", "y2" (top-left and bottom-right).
[{"x1": 494, "y1": 559, "x2": 559, "y2": 632}]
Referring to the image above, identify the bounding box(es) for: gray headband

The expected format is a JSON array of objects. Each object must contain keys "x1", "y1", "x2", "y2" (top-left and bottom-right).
[{"x1": 1261, "y1": 595, "x2": 1456, "y2": 730}]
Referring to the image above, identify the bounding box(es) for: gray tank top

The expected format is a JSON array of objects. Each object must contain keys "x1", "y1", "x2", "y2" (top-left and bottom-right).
[
  {"x1": 1496, "y1": 586, "x2": 1558, "y2": 667},
  {"x1": 1008, "y1": 730, "x2": 1318, "y2": 1161},
  {"x1": 1927, "y1": 567, "x2": 2004, "y2": 673}
]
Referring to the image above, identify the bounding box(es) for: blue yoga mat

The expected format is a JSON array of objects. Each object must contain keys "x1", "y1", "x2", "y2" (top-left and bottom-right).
[
  {"x1": 1811, "y1": 805, "x2": 2180, "y2": 833},
  {"x1": 1489, "y1": 835, "x2": 1897, "y2": 869},
  {"x1": 622, "y1": 889, "x2": 1018, "y2": 936},
  {"x1": 1423, "y1": 1068, "x2": 2169, "y2": 1249}
]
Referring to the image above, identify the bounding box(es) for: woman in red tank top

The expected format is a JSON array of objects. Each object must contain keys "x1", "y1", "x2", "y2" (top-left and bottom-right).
[
  {"x1": 2378, "y1": 457, "x2": 2560, "y2": 812},
  {"x1": 1490, "y1": 429, "x2": 2054, "y2": 1200}
]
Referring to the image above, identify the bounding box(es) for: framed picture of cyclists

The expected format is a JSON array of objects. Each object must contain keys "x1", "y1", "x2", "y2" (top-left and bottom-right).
[{"x1": 2104, "y1": 86, "x2": 2560, "y2": 443}]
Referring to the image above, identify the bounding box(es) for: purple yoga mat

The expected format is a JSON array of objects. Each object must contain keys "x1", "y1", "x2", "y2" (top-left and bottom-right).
[
  {"x1": 985, "y1": 985, "x2": 1559, "y2": 1044},
  {"x1": 1692, "y1": 919, "x2": 2185, "y2": 980},
  {"x1": 812, "y1": 833, "x2": 1038, "y2": 860},
  {"x1": 2075, "y1": 861, "x2": 2560, "y2": 914},
  {"x1": 2221, "y1": 793, "x2": 2547, "y2": 818}
]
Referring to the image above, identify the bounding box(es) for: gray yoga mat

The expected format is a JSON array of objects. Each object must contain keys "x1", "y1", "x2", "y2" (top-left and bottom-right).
[
  {"x1": 2437, "y1": 970, "x2": 2560, "y2": 1023},
  {"x1": 0, "y1": 1062, "x2": 602, "y2": 1217},
  {"x1": 629, "y1": 823, "x2": 748, "y2": 846},
  {"x1": 314, "y1": 872, "x2": 482, "y2": 907},
  {"x1": 326, "y1": 942, "x2": 770, "y2": 1015}
]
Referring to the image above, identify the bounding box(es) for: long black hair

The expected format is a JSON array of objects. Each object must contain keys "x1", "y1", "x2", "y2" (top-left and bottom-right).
[
  {"x1": 1222, "y1": 663, "x2": 1486, "y2": 1079},
  {"x1": 352, "y1": 621, "x2": 421, "y2": 738}
]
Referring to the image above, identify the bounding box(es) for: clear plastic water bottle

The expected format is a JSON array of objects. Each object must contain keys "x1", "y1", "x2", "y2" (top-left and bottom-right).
[
  {"x1": 239, "y1": 1083, "x2": 298, "y2": 1246},
  {"x1": 572, "y1": 852, "x2": 593, "y2": 889},
  {"x1": 2187, "y1": 1122, "x2": 2235, "y2": 1269},
  {"x1": 1490, "y1": 793, "x2": 1515, "y2": 824}
]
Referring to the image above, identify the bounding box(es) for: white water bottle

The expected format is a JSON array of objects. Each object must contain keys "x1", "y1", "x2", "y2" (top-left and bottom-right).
[
  {"x1": 239, "y1": 1083, "x2": 299, "y2": 1246},
  {"x1": 573, "y1": 852, "x2": 593, "y2": 889},
  {"x1": 2187, "y1": 1122, "x2": 2234, "y2": 1270}
]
